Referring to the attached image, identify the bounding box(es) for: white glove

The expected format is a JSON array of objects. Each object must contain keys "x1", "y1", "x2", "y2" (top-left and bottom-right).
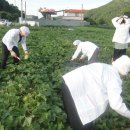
[
  {"x1": 10, "y1": 51, "x2": 17, "y2": 58},
  {"x1": 70, "y1": 58, "x2": 74, "y2": 61},
  {"x1": 24, "y1": 51, "x2": 29, "y2": 59},
  {"x1": 71, "y1": 57, "x2": 76, "y2": 61},
  {"x1": 79, "y1": 58, "x2": 83, "y2": 63}
]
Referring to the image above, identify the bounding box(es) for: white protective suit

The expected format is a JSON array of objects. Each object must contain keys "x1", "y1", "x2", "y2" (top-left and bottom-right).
[
  {"x1": 2, "y1": 29, "x2": 27, "y2": 51},
  {"x1": 71, "y1": 41, "x2": 99, "y2": 61},
  {"x1": 112, "y1": 17, "x2": 130, "y2": 44},
  {"x1": 63, "y1": 56, "x2": 130, "y2": 125}
]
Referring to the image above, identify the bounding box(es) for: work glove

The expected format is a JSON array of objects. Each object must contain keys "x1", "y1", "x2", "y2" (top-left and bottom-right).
[
  {"x1": 10, "y1": 50, "x2": 17, "y2": 58},
  {"x1": 79, "y1": 58, "x2": 83, "y2": 63},
  {"x1": 70, "y1": 58, "x2": 78, "y2": 63},
  {"x1": 24, "y1": 50, "x2": 29, "y2": 59},
  {"x1": 70, "y1": 57, "x2": 75, "y2": 61},
  {"x1": 70, "y1": 58, "x2": 75, "y2": 61}
]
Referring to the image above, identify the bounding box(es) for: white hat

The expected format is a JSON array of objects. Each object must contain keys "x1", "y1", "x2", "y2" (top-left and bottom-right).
[
  {"x1": 112, "y1": 55, "x2": 130, "y2": 75},
  {"x1": 20, "y1": 26, "x2": 30, "y2": 36},
  {"x1": 73, "y1": 40, "x2": 81, "y2": 46}
]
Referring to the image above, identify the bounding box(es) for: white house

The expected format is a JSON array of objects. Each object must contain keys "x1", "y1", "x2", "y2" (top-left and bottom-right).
[{"x1": 62, "y1": 9, "x2": 87, "y2": 20}]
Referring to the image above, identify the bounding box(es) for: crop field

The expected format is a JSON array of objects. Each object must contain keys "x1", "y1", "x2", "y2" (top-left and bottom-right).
[{"x1": 0, "y1": 26, "x2": 130, "y2": 130}]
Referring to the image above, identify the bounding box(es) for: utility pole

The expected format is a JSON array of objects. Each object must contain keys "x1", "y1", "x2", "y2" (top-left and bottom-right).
[
  {"x1": 21, "y1": 0, "x2": 23, "y2": 24},
  {"x1": 81, "y1": 4, "x2": 84, "y2": 26},
  {"x1": 14, "y1": 0, "x2": 16, "y2": 6},
  {"x1": 25, "y1": 1, "x2": 27, "y2": 24}
]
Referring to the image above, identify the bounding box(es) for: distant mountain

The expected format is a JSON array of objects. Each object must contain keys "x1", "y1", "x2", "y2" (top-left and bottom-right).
[{"x1": 84, "y1": 0, "x2": 130, "y2": 25}]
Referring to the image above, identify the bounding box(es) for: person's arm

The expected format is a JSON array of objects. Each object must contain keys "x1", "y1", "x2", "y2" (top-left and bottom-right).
[
  {"x1": 80, "y1": 54, "x2": 86, "y2": 60},
  {"x1": 125, "y1": 18, "x2": 130, "y2": 26},
  {"x1": 21, "y1": 37, "x2": 29, "y2": 59},
  {"x1": 21, "y1": 37, "x2": 27, "y2": 51},
  {"x1": 107, "y1": 75, "x2": 130, "y2": 118},
  {"x1": 71, "y1": 45, "x2": 81, "y2": 60},
  {"x1": 112, "y1": 17, "x2": 120, "y2": 27},
  {"x1": 78, "y1": 54, "x2": 86, "y2": 63}
]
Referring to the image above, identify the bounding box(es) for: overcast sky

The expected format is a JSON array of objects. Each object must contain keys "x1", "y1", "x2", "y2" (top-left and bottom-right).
[{"x1": 6, "y1": 0, "x2": 112, "y2": 18}]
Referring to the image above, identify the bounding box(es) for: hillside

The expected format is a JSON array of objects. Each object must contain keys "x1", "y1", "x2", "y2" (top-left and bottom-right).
[
  {"x1": 0, "y1": 0, "x2": 21, "y2": 21},
  {"x1": 84, "y1": 0, "x2": 130, "y2": 25}
]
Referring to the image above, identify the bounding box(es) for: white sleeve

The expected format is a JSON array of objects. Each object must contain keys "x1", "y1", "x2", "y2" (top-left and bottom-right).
[
  {"x1": 107, "y1": 75, "x2": 130, "y2": 118},
  {"x1": 72, "y1": 45, "x2": 81, "y2": 60},
  {"x1": 21, "y1": 37, "x2": 27, "y2": 51},
  {"x1": 80, "y1": 54, "x2": 86, "y2": 59},
  {"x1": 112, "y1": 17, "x2": 120, "y2": 28},
  {"x1": 125, "y1": 18, "x2": 130, "y2": 27}
]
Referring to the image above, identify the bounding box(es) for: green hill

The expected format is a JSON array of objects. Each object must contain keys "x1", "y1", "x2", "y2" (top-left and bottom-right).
[{"x1": 84, "y1": 0, "x2": 130, "y2": 25}]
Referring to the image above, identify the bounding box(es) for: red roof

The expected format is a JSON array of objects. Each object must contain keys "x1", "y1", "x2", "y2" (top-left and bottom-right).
[{"x1": 64, "y1": 9, "x2": 86, "y2": 13}]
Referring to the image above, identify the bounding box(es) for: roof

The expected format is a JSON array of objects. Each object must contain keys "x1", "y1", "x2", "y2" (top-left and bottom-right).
[
  {"x1": 64, "y1": 9, "x2": 86, "y2": 13},
  {"x1": 38, "y1": 8, "x2": 87, "y2": 14},
  {"x1": 39, "y1": 8, "x2": 55, "y2": 13}
]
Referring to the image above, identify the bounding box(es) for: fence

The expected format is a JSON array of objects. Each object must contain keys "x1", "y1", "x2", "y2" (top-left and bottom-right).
[{"x1": 38, "y1": 19, "x2": 90, "y2": 26}]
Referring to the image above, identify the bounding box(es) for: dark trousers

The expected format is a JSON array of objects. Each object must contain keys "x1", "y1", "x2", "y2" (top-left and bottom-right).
[
  {"x1": 1, "y1": 43, "x2": 20, "y2": 69},
  {"x1": 88, "y1": 48, "x2": 99, "y2": 64},
  {"x1": 113, "y1": 48, "x2": 126, "y2": 61},
  {"x1": 61, "y1": 82, "x2": 93, "y2": 130}
]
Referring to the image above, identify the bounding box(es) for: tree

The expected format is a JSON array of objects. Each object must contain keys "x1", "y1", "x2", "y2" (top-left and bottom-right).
[{"x1": 0, "y1": 0, "x2": 21, "y2": 21}]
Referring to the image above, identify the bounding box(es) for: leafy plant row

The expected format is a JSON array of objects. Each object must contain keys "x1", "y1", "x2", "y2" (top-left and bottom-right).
[{"x1": 0, "y1": 26, "x2": 130, "y2": 130}]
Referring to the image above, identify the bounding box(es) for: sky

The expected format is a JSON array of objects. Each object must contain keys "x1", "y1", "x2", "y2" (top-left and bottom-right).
[{"x1": 6, "y1": 0, "x2": 112, "y2": 18}]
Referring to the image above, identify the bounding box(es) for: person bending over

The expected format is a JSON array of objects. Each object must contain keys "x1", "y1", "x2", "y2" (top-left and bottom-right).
[{"x1": 62, "y1": 55, "x2": 130, "y2": 130}]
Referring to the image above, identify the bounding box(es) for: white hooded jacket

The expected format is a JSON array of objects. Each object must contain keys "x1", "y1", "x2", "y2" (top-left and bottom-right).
[
  {"x1": 2, "y1": 29, "x2": 27, "y2": 51},
  {"x1": 72, "y1": 41, "x2": 98, "y2": 60},
  {"x1": 62, "y1": 62, "x2": 130, "y2": 125},
  {"x1": 112, "y1": 17, "x2": 130, "y2": 44}
]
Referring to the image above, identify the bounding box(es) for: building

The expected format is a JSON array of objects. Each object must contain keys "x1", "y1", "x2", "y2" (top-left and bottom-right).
[
  {"x1": 62, "y1": 9, "x2": 86, "y2": 20},
  {"x1": 26, "y1": 15, "x2": 38, "y2": 20},
  {"x1": 38, "y1": 8, "x2": 89, "y2": 26},
  {"x1": 38, "y1": 8, "x2": 87, "y2": 21},
  {"x1": 38, "y1": 7, "x2": 57, "y2": 20},
  {"x1": 19, "y1": 15, "x2": 39, "y2": 26},
  {"x1": 19, "y1": 8, "x2": 89, "y2": 26}
]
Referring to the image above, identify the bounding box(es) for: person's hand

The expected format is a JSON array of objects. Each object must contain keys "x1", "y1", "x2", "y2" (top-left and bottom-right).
[
  {"x1": 24, "y1": 50, "x2": 29, "y2": 59},
  {"x1": 116, "y1": 16, "x2": 123, "y2": 22},
  {"x1": 79, "y1": 58, "x2": 83, "y2": 63},
  {"x1": 10, "y1": 50, "x2": 17, "y2": 58},
  {"x1": 70, "y1": 58, "x2": 76, "y2": 61}
]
